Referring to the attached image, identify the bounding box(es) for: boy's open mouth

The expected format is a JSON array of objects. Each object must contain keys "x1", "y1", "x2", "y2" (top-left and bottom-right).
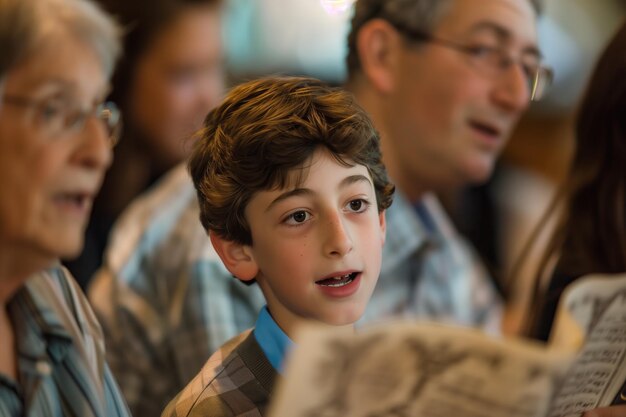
[{"x1": 315, "y1": 272, "x2": 359, "y2": 287}]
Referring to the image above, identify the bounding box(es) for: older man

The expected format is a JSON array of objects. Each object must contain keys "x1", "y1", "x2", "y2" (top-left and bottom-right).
[{"x1": 344, "y1": 0, "x2": 551, "y2": 329}]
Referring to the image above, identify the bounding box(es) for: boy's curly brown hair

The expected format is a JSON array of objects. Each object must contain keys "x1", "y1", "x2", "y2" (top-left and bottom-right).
[{"x1": 189, "y1": 76, "x2": 394, "y2": 245}]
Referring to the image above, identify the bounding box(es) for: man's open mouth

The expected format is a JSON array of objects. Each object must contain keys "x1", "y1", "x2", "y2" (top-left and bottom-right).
[{"x1": 469, "y1": 120, "x2": 501, "y2": 138}]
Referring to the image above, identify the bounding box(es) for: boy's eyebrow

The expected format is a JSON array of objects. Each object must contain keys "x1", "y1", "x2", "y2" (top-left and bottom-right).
[
  {"x1": 265, "y1": 174, "x2": 373, "y2": 212},
  {"x1": 340, "y1": 174, "x2": 373, "y2": 189},
  {"x1": 266, "y1": 188, "x2": 314, "y2": 212}
]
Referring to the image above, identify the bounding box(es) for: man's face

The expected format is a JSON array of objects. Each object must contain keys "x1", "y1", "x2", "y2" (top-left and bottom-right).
[{"x1": 382, "y1": 0, "x2": 538, "y2": 198}]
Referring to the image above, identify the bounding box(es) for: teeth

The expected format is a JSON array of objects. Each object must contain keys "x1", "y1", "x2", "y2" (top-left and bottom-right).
[{"x1": 319, "y1": 273, "x2": 356, "y2": 287}]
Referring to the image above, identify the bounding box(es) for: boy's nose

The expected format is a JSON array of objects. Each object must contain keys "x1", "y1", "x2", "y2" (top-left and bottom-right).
[{"x1": 323, "y1": 213, "x2": 353, "y2": 257}]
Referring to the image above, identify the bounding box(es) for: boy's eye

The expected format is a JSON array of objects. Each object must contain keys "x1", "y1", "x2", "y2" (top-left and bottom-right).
[
  {"x1": 292, "y1": 211, "x2": 307, "y2": 222},
  {"x1": 347, "y1": 199, "x2": 369, "y2": 213},
  {"x1": 284, "y1": 210, "x2": 311, "y2": 225}
]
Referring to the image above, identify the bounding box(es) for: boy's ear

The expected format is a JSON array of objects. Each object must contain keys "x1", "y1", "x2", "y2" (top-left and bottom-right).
[
  {"x1": 210, "y1": 233, "x2": 258, "y2": 283},
  {"x1": 379, "y1": 210, "x2": 387, "y2": 246},
  {"x1": 356, "y1": 19, "x2": 402, "y2": 93}
]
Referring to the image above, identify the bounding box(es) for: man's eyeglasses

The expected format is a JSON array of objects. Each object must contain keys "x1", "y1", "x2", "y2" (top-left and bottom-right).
[
  {"x1": 2, "y1": 94, "x2": 122, "y2": 147},
  {"x1": 393, "y1": 26, "x2": 554, "y2": 101}
]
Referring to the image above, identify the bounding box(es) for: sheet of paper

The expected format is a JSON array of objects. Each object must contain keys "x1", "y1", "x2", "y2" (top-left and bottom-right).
[
  {"x1": 269, "y1": 322, "x2": 571, "y2": 417},
  {"x1": 548, "y1": 274, "x2": 626, "y2": 417}
]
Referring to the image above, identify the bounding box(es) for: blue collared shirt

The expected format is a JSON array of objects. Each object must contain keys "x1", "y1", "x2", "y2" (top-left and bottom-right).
[{"x1": 253, "y1": 306, "x2": 293, "y2": 373}]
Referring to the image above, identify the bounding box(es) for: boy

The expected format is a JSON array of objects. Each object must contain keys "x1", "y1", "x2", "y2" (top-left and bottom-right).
[{"x1": 161, "y1": 76, "x2": 394, "y2": 417}]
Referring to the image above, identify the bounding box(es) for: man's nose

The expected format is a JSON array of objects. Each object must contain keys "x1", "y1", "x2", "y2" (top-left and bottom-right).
[{"x1": 492, "y1": 63, "x2": 532, "y2": 114}]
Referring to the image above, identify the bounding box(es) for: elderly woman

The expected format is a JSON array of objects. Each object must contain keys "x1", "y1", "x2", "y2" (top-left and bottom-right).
[{"x1": 0, "y1": 0, "x2": 129, "y2": 415}]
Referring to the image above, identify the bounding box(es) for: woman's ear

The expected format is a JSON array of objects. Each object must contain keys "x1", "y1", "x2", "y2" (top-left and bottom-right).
[
  {"x1": 356, "y1": 19, "x2": 403, "y2": 93},
  {"x1": 210, "y1": 233, "x2": 258, "y2": 283}
]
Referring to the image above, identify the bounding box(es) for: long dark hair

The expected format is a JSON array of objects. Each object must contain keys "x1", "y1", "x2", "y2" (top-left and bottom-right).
[
  {"x1": 96, "y1": 0, "x2": 220, "y2": 112},
  {"x1": 63, "y1": 0, "x2": 222, "y2": 286},
  {"x1": 91, "y1": 0, "x2": 222, "y2": 218},
  {"x1": 525, "y1": 20, "x2": 626, "y2": 337}
]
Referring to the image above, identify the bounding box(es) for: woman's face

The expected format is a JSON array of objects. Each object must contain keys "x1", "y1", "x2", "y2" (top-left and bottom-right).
[
  {"x1": 0, "y1": 31, "x2": 112, "y2": 265},
  {"x1": 129, "y1": 4, "x2": 224, "y2": 167}
]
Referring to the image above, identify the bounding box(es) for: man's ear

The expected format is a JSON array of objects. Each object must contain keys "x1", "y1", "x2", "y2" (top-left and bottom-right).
[
  {"x1": 379, "y1": 210, "x2": 387, "y2": 246},
  {"x1": 356, "y1": 19, "x2": 402, "y2": 93},
  {"x1": 210, "y1": 233, "x2": 258, "y2": 283}
]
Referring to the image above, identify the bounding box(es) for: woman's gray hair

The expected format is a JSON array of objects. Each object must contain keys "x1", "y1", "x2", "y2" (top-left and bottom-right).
[
  {"x1": 0, "y1": 0, "x2": 121, "y2": 92},
  {"x1": 345, "y1": 0, "x2": 542, "y2": 77}
]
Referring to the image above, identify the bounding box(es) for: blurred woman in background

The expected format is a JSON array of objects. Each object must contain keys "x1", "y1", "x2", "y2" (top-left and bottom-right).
[
  {"x1": 525, "y1": 21, "x2": 626, "y2": 341},
  {"x1": 66, "y1": 0, "x2": 225, "y2": 286}
]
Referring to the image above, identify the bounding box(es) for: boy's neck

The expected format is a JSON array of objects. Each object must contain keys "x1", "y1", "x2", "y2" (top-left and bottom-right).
[{"x1": 265, "y1": 307, "x2": 355, "y2": 341}]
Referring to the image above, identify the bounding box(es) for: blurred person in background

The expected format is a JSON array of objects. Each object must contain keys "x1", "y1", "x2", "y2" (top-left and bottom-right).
[
  {"x1": 525, "y1": 21, "x2": 626, "y2": 342},
  {"x1": 0, "y1": 0, "x2": 130, "y2": 415},
  {"x1": 511, "y1": 21, "x2": 626, "y2": 417},
  {"x1": 86, "y1": 0, "x2": 227, "y2": 414},
  {"x1": 345, "y1": 0, "x2": 550, "y2": 330},
  {"x1": 89, "y1": 0, "x2": 549, "y2": 414},
  {"x1": 64, "y1": 0, "x2": 224, "y2": 288}
]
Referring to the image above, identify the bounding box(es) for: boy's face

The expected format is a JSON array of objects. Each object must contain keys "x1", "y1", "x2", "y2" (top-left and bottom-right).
[{"x1": 243, "y1": 148, "x2": 386, "y2": 336}]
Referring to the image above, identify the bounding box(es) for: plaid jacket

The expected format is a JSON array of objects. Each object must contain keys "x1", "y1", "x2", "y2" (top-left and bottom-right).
[
  {"x1": 359, "y1": 191, "x2": 502, "y2": 334},
  {"x1": 161, "y1": 330, "x2": 277, "y2": 417},
  {"x1": 89, "y1": 166, "x2": 266, "y2": 416}
]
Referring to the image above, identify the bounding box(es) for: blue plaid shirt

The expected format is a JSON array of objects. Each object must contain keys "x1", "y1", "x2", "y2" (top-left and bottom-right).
[
  {"x1": 90, "y1": 164, "x2": 501, "y2": 417},
  {"x1": 359, "y1": 191, "x2": 502, "y2": 332},
  {"x1": 0, "y1": 267, "x2": 130, "y2": 417},
  {"x1": 89, "y1": 166, "x2": 266, "y2": 417}
]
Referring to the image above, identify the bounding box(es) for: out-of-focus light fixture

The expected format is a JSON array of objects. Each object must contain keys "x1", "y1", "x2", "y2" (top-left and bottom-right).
[{"x1": 319, "y1": 0, "x2": 355, "y2": 15}]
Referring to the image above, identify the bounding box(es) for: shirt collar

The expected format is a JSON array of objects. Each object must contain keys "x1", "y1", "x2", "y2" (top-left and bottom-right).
[
  {"x1": 253, "y1": 306, "x2": 294, "y2": 373},
  {"x1": 9, "y1": 270, "x2": 74, "y2": 360},
  {"x1": 381, "y1": 191, "x2": 437, "y2": 273},
  {"x1": 413, "y1": 199, "x2": 438, "y2": 235}
]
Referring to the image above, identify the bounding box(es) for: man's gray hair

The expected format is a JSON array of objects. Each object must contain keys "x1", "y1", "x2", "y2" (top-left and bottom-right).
[
  {"x1": 0, "y1": 0, "x2": 121, "y2": 92},
  {"x1": 345, "y1": 0, "x2": 542, "y2": 77}
]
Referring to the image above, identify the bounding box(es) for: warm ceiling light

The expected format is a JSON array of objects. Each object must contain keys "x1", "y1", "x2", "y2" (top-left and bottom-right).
[{"x1": 319, "y1": 0, "x2": 354, "y2": 15}]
